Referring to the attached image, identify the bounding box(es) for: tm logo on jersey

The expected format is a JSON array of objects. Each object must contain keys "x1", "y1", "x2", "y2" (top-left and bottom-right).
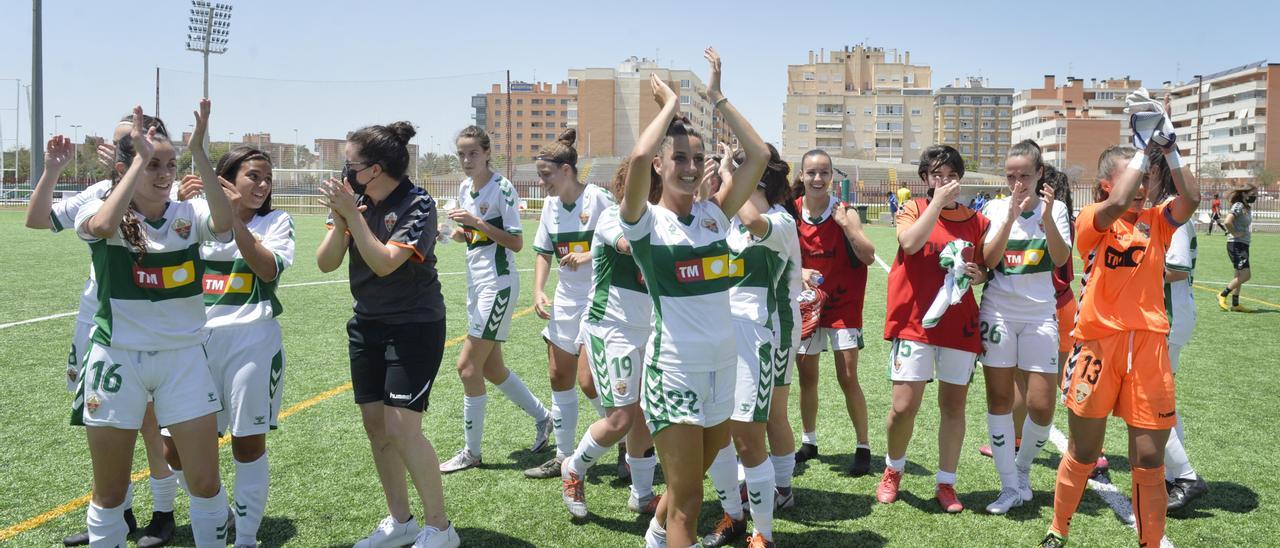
[
  {"x1": 675, "y1": 255, "x2": 732, "y2": 282},
  {"x1": 133, "y1": 261, "x2": 196, "y2": 289},
  {"x1": 556, "y1": 241, "x2": 590, "y2": 257},
  {"x1": 1104, "y1": 245, "x2": 1146, "y2": 269},
  {"x1": 203, "y1": 273, "x2": 254, "y2": 294},
  {"x1": 1003, "y1": 249, "x2": 1045, "y2": 268}
]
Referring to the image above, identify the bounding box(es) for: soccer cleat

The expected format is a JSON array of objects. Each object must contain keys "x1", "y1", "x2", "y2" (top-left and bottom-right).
[
  {"x1": 936, "y1": 483, "x2": 964, "y2": 513},
  {"x1": 561, "y1": 468, "x2": 588, "y2": 519},
  {"x1": 1231, "y1": 304, "x2": 1253, "y2": 313},
  {"x1": 643, "y1": 517, "x2": 667, "y2": 548},
  {"x1": 412, "y1": 522, "x2": 460, "y2": 548},
  {"x1": 746, "y1": 531, "x2": 775, "y2": 548},
  {"x1": 849, "y1": 446, "x2": 872, "y2": 477},
  {"x1": 985, "y1": 487, "x2": 1024, "y2": 515},
  {"x1": 1016, "y1": 465, "x2": 1033, "y2": 502},
  {"x1": 524, "y1": 456, "x2": 564, "y2": 479},
  {"x1": 1218, "y1": 294, "x2": 1230, "y2": 311},
  {"x1": 617, "y1": 443, "x2": 631, "y2": 480},
  {"x1": 700, "y1": 512, "x2": 747, "y2": 547},
  {"x1": 628, "y1": 492, "x2": 661, "y2": 515},
  {"x1": 876, "y1": 468, "x2": 902, "y2": 504},
  {"x1": 439, "y1": 448, "x2": 482, "y2": 474},
  {"x1": 1039, "y1": 531, "x2": 1067, "y2": 548},
  {"x1": 64, "y1": 508, "x2": 138, "y2": 546},
  {"x1": 531, "y1": 415, "x2": 554, "y2": 453},
  {"x1": 353, "y1": 515, "x2": 421, "y2": 548},
  {"x1": 774, "y1": 486, "x2": 795, "y2": 510},
  {"x1": 136, "y1": 511, "x2": 175, "y2": 548},
  {"x1": 795, "y1": 442, "x2": 819, "y2": 463},
  {"x1": 1167, "y1": 475, "x2": 1209, "y2": 511},
  {"x1": 1091, "y1": 455, "x2": 1109, "y2": 479},
  {"x1": 978, "y1": 438, "x2": 1020, "y2": 458}
]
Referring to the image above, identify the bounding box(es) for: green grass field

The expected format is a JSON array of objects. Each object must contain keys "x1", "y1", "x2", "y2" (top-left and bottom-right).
[{"x1": 0, "y1": 209, "x2": 1276, "y2": 547}]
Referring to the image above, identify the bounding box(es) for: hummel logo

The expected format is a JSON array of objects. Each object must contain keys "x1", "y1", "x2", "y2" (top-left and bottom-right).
[
  {"x1": 254, "y1": 416, "x2": 265, "y2": 425},
  {"x1": 465, "y1": 420, "x2": 474, "y2": 430},
  {"x1": 992, "y1": 434, "x2": 1006, "y2": 447},
  {"x1": 553, "y1": 418, "x2": 563, "y2": 428},
  {"x1": 207, "y1": 392, "x2": 217, "y2": 402},
  {"x1": 234, "y1": 501, "x2": 248, "y2": 517},
  {"x1": 749, "y1": 491, "x2": 762, "y2": 505},
  {"x1": 390, "y1": 392, "x2": 411, "y2": 400}
]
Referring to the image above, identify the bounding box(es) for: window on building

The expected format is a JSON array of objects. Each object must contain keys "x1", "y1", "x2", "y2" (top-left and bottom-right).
[
  {"x1": 798, "y1": 123, "x2": 809, "y2": 132},
  {"x1": 560, "y1": 99, "x2": 569, "y2": 105},
  {"x1": 982, "y1": 109, "x2": 995, "y2": 117},
  {"x1": 798, "y1": 106, "x2": 810, "y2": 115},
  {"x1": 532, "y1": 110, "x2": 541, "y2": 116},
  {"x1": 516, "y1": 122, "x2": 523, "y2": 128},
  {"x1": 495, "y1": 122, "x2": 502, "y2": 128},
  {"x1": 516, "y1": 110, "x2": 523, "y2": 116},
  {"x1": 877, "y1": 105, "x2": 905, "y2": 116},
  {"x1": 834, "y1": 74, "x2": 843, "y2": 82},
  {"x1": 516, "y1": 133, "x2": 523, "y2": 139},
  {"x1": 517, "y1": 144, "x2": 523, "y2": 152},
  {"x1": 960, "y1": 108, "x2": 973, "y2": 116},
  {"x1": 568, "y1": 78, "x2": 578, "y2": 87},
  {"x1": 680, "y1": 79, "x2": 691, "y2": 89},
  {"x1": 911, "y1": 108, "x2": 922, "y2": 116},
  {"x1": 516, "y1": 99, "x2": 523, "y2": 105},
  {"x1": 531, "y1": 122, "x2": 541, "y2": 128},
  {"x1": 680, "y1": 95, "x2": 691, "y2": 105},
  {"x1": 546, "y1": 110, "x2": 555, "y2": 116},
  {"x1": 864, "y1": 107, "x2": 872, "y2": 115},
  {"x1": 531, "y1": 99, "x2": 542, "y2": 105},
  {"x1": 803, "y1": 72, "x2": 815, "y2": 81},
  {"x1": 493, "y1": 110, "x2": 501, "y2": 116},
  {"x1": 911, "y1": 142, "x2": 921, "y2": 149},
  {"x1": 561, "y1": 111, "x2": 567, "y2": 117}
]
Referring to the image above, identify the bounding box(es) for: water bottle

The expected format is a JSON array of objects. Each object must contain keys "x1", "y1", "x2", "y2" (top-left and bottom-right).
[{"x1": 439, "y1": 198, "x2": 458, "y2": 243}]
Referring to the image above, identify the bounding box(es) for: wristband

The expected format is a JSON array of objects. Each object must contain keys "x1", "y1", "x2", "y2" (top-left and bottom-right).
[
  {"x1": 1127, "y1": 153, "x2": 1149, "y2": 173},
  {"x1": 714, "y1": 96, "x2": 728, "y2": 109},
  {"x1": 1165, "y1": 149, "x2": 1182, "y2": 170}
]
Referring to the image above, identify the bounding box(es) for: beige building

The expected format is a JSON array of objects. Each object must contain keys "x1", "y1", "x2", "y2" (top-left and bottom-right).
[
  {"x1": 474, "y1": 81, "x2": 573, "y2": 161},
  {"x1": 1168, "y1": 61, "x2": 1279, "y2": 186},
  {"x1": 935, "y1": 77, "x2": 1013, "y2": 173},
  {"x1": 782, "y1": 44, "x2": 934, "y2": 164},
  {"x1": 1012, "y1": 75, "x2": 1150, "y2": 182},
  {"x1": 567, "y1": 57, "x2": 725, "y2": 158}
]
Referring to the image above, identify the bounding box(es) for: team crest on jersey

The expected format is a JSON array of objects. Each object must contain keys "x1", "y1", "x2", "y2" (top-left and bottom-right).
[
  {"x1": 86, "y1": 395, "x2": 101, "y2": 414},
  {"x1": 580, "y1": 211, "x2": 590, "y2": 224},
  {"x1": 701, "y1": 217, "x2": 719, "y2": 233},
  {"x1": 478, "y1": 203, "x2": 490, "y2": 215},
  {"x1": 173, "y1": 218, "x2": 192, "y2": 239},
  {"x1": 1074, "y1": 382, "x2": 1091, "y2": 404},
  {"x1": 384, "y1": 211, "x2": 398, "y2": 232},
  {"x1": 1135, "y1": 222, "x2": 1151, "y2": 238},
  {"x1": 614, "y1": 380, "x2": 628, "y2": 396}
]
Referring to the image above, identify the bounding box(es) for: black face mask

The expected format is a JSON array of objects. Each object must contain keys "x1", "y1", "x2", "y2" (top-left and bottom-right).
[
  {"x1": 1246, "y1": 196, "x2": 1257, "y2": 204},
  {"x1": 344, "y1": 167, "x2": 367, "y2": 195}
]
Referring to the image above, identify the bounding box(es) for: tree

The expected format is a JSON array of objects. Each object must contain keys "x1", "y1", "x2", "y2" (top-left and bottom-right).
[{"x1": 1250, "y1": 164, "x2": 1279, "y2": 191}]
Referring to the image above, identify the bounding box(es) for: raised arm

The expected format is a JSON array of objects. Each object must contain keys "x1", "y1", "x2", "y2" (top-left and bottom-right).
[
  {"x1": 24, "y1": 135, "x2": 74, "y2": 229},
  {"x1": 704, "y1": 47, "x2": 767, "y2": 219},
  {"x1": 86, "y1": 107, "x2": 153, "y2": 239},
  {"x1": 832, "y1": 202, "x2": 876, "y2": 264},
  {"x1": 898, "y1": 181, "x2": 959, "y2": 255},
  {"x1": 1164, "y1": 149, "x2": 1200, "y2": 224},
  {"x1": 983, "y1": 182, "x2": 1030, "y2": 268},
  {"x1": 621, "y1": 73, "x2": 679, "y2": 224},
  {"x1": 1042, "y1": 186, "x2": 1071, "y2": 267},
  {"x1": 1093, "y1": 154, "x2": 1146, "y2": 231},
  {"x1": 189, "y1": 99, "x2": 233, "y2": 234}
]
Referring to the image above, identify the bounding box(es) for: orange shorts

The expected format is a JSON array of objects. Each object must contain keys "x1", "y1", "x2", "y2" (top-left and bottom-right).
[
  {"x1": 1056, "y1": 297, "x2": 1077, "y2": 354},
  {"x1": 1063, "y1": 330, "x2": 1176, "y2": 430}
]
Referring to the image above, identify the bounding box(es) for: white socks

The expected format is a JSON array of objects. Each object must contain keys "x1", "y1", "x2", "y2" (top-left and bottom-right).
[
  {"x1": 496, "y1": 373, "x2": 549, "y2": 421},
  {"x1": 1165, "y1": 413, "x2": 1197, "y2": 481},
  {"x1": 744, "y1": 461, "x2": 776, "y2": 540},
  {"x1": 885, "y1": 454, "x2": 906, "y2": 472},
  {"x1": 771, "y1": 452, "x2": 795, "y2": 489},
  {"x1": 568, "y1": 433, "x2": 608, "y2": 476},
  {"x1": 802, "y1": 431, "x2": 817, "y2": 446},
  {"x1": 463, "y1": 395, "x2": 487, "y2": 456},
  {"x1": 627, "y1": 454, "x2": 658, "y2": 499},
  {"x1": 708, "y1": 444, "x2": 743, "y2": 519},
  {"x1": 150, "y1": 473, "x2": 178, "y2": 513},
  {"x1": 189, "y1": 485, "x2": 231, "y2": 546},
  {"x1": 233, "y1": 453, "x2": 269, "y2": 546},
  {"x1": 551, "y1": 390, "x2": 579, "y2": 459},
  {"x1": 936, "y1": 470, "x2": 957, "y2": 486},
  {"x1": 1016, "y1": 417, "x2": 1052, "y2": 471},
  {"x1": 87, "y1": 500, "x2": 129, "y2": 547},
  {"x1": 988, "y1": 413, "x2": 1017, "y2": 490}
]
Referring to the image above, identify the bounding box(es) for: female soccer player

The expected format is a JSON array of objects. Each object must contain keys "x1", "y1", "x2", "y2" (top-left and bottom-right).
[
  {"x1": 526, "y1": 129, "x2": 615, "y2": 479},
  {"x1": 879, "y1": 145, "x2": 990, "y2": 513},
  {"x1": 1218, "y1": 184, "x2": 1257, "y2": 311},
  {"x1": 559, "y1": 163, "x2": 661, "y2": 519},
  {"x1": 790, "y1": 148, "x2": 875, "y2": 475},
  {"x1": 702, "y1": 143, "x2": 797, "y2": 548},
  {"x1": 620, "y1": 48, "x2": 768, "y2": 548},
  {"x1": 73, "y1": 103, "x2": 233, "y2": 546},
  {"x1": 1041, "y1": 135, "x2": 1199, "y2": 547},
  {"x1": 438, "y1": 126, "x2": 553, "y2": 474},
  {"x1": 977, "y1": 140, "x2": 1070, "y2": 514},
  {"x1": 315, "y1": 121, "x2": 458, "y2": 548}
]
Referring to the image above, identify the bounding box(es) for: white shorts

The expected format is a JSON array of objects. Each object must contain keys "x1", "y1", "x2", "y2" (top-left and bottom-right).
[
  {"x1": 772, "y1": 341, "x2": 794, "y2": 387},
  {"x1": 72, "y1": 343, "x2": 221, "y2": 430},
  {"x1": 642, "y1": 363, "x2": 734, "y2": 433},
  {"x1": 797, "y1": 327, "x2": 865, "y2": 355},
  {"x1": 65, "y1": 320, "x2": 94, "y2": 393},
  {"x1": 1169, "y1": 343, "x2": 1184, "y2": 376},
  {"x1": 731, "y1": 321, "x2": 775, "y2": 423},
  {"x1": 206, "y1": 321, "x2": 285, "y2": 437},
  {"x1": 888, "y1": 339, "x2": 976, "y2": 385},
  {"x1": 978, "y1": 315, "x2": 1059, "y2": 374},
  {"x1": 542, "y1": 299, "x2": 585, "y2": 355},
  {"x1": 467, "y1": 281, "x2": 517, "y2": 342},
  {"x1": 584, "y1": 322, "x2": 646, "y2": 408}
]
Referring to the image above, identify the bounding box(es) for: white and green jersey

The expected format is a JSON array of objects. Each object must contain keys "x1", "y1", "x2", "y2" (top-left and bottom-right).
[
  {"x1": 532, "y1": 183, "x2": 615, "y2": 305},
  {"x1": 621, "y1": 201, "x2": 736, "y2": 372},
  {"x1": 459, "y1": 172, "x2": 522, "y2": 287},
  {"x1": 584, "y1": 205, "x2": 651, "y2": 328},
  {"x1": 770, "y1": 205, "x2": 803, "y2": 353},
  {"x1": 1165, "y1": 218, "x2": 1197, "y2": 346},
  {"x1": 75, "y1": 198, "x2": 231, "y2": 351},
  {"x1": 200, "y1": 210, "x2": 296, "y2": 329},
  {"x1": 980, "y1": 198, "x2": 1071, "y2": 323},
  {"x1": 726, "y1": 206, "x2": 797, "y2": 328},
  {"x1": 51, "y1": 180, "x2": 114, "y2": 324}
]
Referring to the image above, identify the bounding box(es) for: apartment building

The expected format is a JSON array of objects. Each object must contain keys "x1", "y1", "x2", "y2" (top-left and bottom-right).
[
  {"x1": 1012, "y1": 75, "x2": 1149, "y2": 182},
  {"x1": 934, "y1": 77, "x2": 1013, "y2": 172},
  {"x1": 474, "y1": 81, "x2": 573, "y2": 160},
  {"x1": 1168, "y1": 61, "x2": 1278, "y2": 185},
  {"x1": 781, "y1": 44, "x2": 934, "y2": 164}
]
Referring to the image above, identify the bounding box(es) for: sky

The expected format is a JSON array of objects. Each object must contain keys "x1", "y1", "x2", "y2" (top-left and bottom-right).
[{"x1": 0, "y1": 0, "x2": 1276, "y2": 158}]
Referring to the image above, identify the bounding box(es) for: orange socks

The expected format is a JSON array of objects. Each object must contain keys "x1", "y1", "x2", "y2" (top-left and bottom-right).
[
  {"x1": 1132, "y1": 465, "x2": 1167, "y2": 547},
  {"x1": 1050, "y1": 453, "x2": 1096, "y2": 538}
]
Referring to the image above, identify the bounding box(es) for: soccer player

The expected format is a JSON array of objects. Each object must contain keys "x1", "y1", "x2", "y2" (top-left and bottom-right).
[
  {"x1": 558, "y1": 163, "x2": 661, "y2": 519},
  {"x1": 73, "y1": 104, "x2": 234, "y2": 547},
  {"x1": 316, "y1": 121, "x2": 458, "y2": 548},
  {"x1": 703, "y1": 144, "x2": 796, "y2": 548},
  {"x1": 1218, "y1": 184, "x2": 1257, "y2": 312},
  {"x1": 977, "y1": 140, "x2": 1071, "y2": 514},
  {"x1": 1041, "y1": 136, "x2": 1200, "y2": 547},
  {"x1": 438, "y1": 126, "x2": 553, "y2": 474},
  {"x1": 526, "y1": 129, "x2": 616, "y2": 479},
  {"x1": 879, "y1": 145, "x2": 990, "y2": 514},
  {"x1": 1206, "y1": 193, "x2": 1226, "y2": 234},
  {"x1": 790, "y1": 149, "x2": 875, "y2": 475},
  {"x1": 622, "y1": 48, "x2": 768, "y2": 548},
  {"x1": 167, "y1": 143, "x2": 294, "y2": 547}
]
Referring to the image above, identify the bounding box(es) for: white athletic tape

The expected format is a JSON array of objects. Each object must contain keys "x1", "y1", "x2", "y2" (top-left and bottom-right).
[{"x1": 1048, "y1": 426, "x2": 1176, "y2": 548}]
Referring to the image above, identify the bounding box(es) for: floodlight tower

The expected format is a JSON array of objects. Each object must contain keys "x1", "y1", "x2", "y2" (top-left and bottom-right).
[{"x1": 186, "y1": 1, "x2": 233, "y2": 99}]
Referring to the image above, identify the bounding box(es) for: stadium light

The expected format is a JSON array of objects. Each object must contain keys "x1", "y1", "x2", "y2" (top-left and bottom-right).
[{"x1": 185, "y1": 0, "x2": 233, "y2": 99}]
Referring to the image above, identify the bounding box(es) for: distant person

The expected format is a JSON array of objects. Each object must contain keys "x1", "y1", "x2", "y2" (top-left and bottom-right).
[
  {"x1": 1218, "y1": 184, "x2": 1257, "y2": 311},
  {"x1": 896, "y1": 183, "x2": 911, "y2": 206},
  {"x1": 1206, "y1": 193, "x2": 1227, "y2": 234},
  {"x1": 887, "y1": 191, "x2": 899, "y2": 225}
]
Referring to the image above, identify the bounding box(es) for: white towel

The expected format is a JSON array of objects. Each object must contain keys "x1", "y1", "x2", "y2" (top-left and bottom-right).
[{"x1": 923, "y1": 240, "x2": 974, "y2": 329}]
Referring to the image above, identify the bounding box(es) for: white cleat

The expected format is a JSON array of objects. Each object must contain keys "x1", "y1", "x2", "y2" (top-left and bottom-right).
[
  {"x1": 1016, "y1": 466, "x2": 1033, "y2": 502},
  {"x1": 412, "y1": 523, "x2": 460, "y2": 548},
  {"x1": 985, "y1": 488, "x2": 1025, "y2": 515},
  {"x1": 354, "y1": 515, "x2": 420, "y2": 548},
  {"x1": 531, "y1": 415, "x2": 553, "y2": 453},
  {"x1": 439, "y1": 448, "x2": 482, "y2": 474}
]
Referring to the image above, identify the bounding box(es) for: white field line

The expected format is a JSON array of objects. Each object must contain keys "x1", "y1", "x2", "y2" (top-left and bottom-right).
[{"x1": 0, "y1": 268, "x2": 533, "y2": 331}]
